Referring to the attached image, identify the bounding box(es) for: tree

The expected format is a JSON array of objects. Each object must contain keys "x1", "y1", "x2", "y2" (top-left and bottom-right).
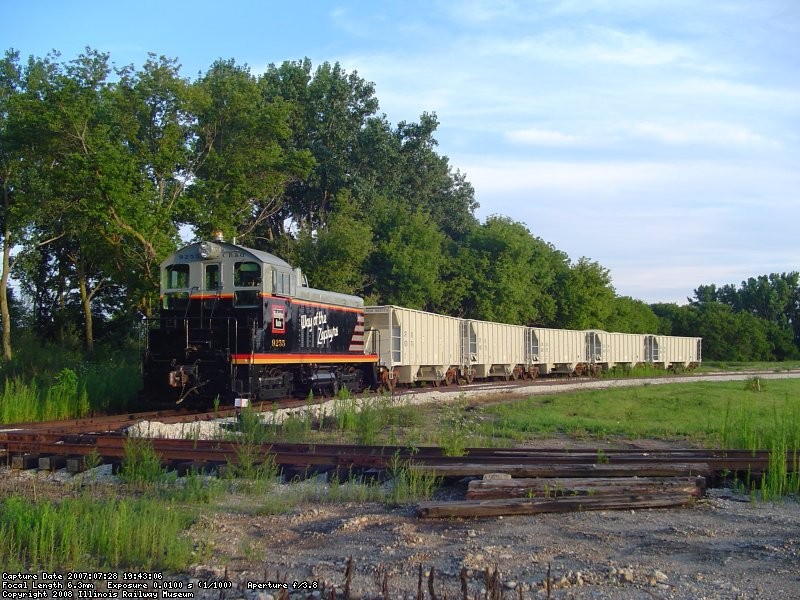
[
  {"x1": 260, "y1": 59, "x2": 379, "y2": 234},
  {"x1": 0, "y1": 50, "x2": 66, "y2": 358},
  {"x1": 189, "y1": 59, "x2": 313, "y2": 246},
  {"x1": 366, "y1": 197, "x2": 445, "y2": 309},
  {"x1": 390, "y1": 113, "x2": 478, "y2": 239},
  {"x1": 109, "y1": 54, "x2": 198, "y2": 315},
  {"x1": 691, "y1": 272, "x2": 800, "y2": 360},
  {"x1": 460, "y1": 216, "x2": 558, "y2": 325},
  {"x1": 0, "y1": 49, "x2": 23, "y2": 359},
  {"x1": 552, "y1": 257, "x2": 615, "y2": 329},
  {"x1": 294, "y1": 193, "x2": 373, "y2": 296},
  {"x1": 605, "y1": 296, "x2": 660, "y2": 333}
]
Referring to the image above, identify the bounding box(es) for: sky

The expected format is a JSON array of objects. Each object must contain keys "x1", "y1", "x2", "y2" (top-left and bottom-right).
[{"x1": 4, "y1": 0, "x2": 799, "y2": 304}]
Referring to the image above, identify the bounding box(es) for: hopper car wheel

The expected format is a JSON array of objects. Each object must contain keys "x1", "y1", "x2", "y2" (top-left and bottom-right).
[
  {"x1": 459, "y1": 370, "x2": 475, "y2": 385},
  {"x1": 380, "y1": 367, "x2": 399, "y2": 392},
  {"x1": 444, "y1": 368, "x2": 457, "y2": 386}
]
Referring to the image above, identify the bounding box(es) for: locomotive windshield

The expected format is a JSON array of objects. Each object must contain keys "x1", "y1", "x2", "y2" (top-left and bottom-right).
[
  {"x1": 164, "y1": 264, "x2": 189, "y2": 289},
  {"x1": 234, "y1": 261, "x2": 261, "y2": 286},
  {"x1": 163, "y1": 264, "x2": 190, "y2": 310}
]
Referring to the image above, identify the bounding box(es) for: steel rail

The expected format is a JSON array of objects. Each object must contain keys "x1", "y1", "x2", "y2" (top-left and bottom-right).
[{"x1": 2, "y1": 432, "x2": 796, "y2": 476}]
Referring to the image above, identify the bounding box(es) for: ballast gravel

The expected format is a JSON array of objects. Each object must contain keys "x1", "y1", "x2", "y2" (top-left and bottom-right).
[{"x1": 180, "y1": 488, "x2": 800, "y2": 600}]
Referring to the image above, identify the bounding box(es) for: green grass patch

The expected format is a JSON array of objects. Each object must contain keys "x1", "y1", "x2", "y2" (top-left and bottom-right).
[
  {"x1": 698, "y1": 360, "x2": 800, "y2": 373},
  {"x1": 0, "y1": 494, "x2": 196, "y2": 572},
  {"x1": 481, "y1": 380, "x2": 800, "y2": 445},
  {"x1": 481, "y1": 378, "x2": 800, "y2": 498},
  {"x1": 0, "y1": 364, "x2": 139, "y2": 424}
]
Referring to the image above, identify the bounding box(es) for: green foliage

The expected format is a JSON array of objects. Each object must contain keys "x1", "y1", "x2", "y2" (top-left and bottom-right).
[
  {"x1": 0, "y1": 494, "x2": 195, "y2": 571},
  {"x1": 605, "y1": 296, "x2": 661, "y2": 333},
  {"x1": 436, "y1": 399, "x2": 476, "y2": 457},
  {"x1": 744, "y1": 377, "x2": 766, "y2": 392},
  {"x1": 119, "y1": 438, "x2": 167, "y2": 486},
  {"x1": 483, "y1": 379, "x2": 800, "y2": 447},
  {"x1": 654, "y1": 272, "x2": 800, "y2": 362},
  {"x1": 386, "y1": 453, "x2": 441, "y2": 505},
  {"x1": 295, "y1": 193, "x2": 373, "y2": 295},
  {"x1": 366, "y1": 197, "x2": 446, "y2": 309},
  {"x1": 328, "y1": 389, "x2": 391, "y2": 445},
  {"x1": 552, "y1": 257, "x2": 615, "y2": 329},
  {"x1": 0, "y1": 345, "x2": 138, "y2": 423},
  {"x1": 460, "y1": 216, "x2": 559, "y2": 324}
]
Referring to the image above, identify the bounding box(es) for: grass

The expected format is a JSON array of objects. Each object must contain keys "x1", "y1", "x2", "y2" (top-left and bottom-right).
[
  {"x1": 481, "y1": 379, "x2": 800, "y2": 444},
  {"x1": 3, "y1": 367, "x2": 800, "y2": 572},
  {"x1": 481, "y1": 378, "x2": 800, "y2": 498},
  {"x1": 0, "y1": 364, "x2": 139, "y2": 424},
  {"x1": 698, "y1": 360, "x2": 800, "y2": 373},
  {"x1": 0, "y1": 494, "x2": 196, "y2": 572}
]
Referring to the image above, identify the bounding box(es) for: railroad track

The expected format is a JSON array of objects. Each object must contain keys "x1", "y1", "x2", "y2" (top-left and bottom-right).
[
  {"x1": 2, "y1": 370, "x2": 798, "y2": 517},
  {"x1": 3, "y1": 427, "x2": 796, "y2": 517},
  {"x1": 1, "y1": 427, "x2": 793, "y2": 478}
]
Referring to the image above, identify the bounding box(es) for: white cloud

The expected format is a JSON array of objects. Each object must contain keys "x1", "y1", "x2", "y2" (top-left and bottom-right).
[
  {"x1": 446, "y1": 0, "x2": 522, "y2": 24},
  {"x1": 462, "y1": 159, "x2": 672, "y2": 194},
  {"x1": 480, "y1": 27, "x2": 694, "y2": 67},
  {"x1": 630, "y1": 121, "x2": 780, "y2": 149},
  {"x1": 505, "y1": 128, "x2": 582, "y2": 146}
]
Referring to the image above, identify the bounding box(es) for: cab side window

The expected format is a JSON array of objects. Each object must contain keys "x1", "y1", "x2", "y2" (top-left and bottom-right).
[{"x1": 273, "y1": 270, "x2": 294, "y2": 296}]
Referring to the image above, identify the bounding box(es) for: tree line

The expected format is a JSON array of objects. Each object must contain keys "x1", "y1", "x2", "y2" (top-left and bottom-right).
[{"x1": 1, "y1": 48, "x2": 797, "y2": 363}]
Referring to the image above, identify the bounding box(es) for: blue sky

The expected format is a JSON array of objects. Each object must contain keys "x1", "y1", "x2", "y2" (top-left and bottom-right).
[{"x1": 5, "y1": 0, "x2": 799, "y2": 303}]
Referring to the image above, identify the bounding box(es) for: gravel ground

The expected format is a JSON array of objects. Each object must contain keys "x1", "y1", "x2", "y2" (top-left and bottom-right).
[{"x1": 184, "y1": 488, "x2": 800, "y2": 600}]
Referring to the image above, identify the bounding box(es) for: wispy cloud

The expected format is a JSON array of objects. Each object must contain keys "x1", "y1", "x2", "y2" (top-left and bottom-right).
[
  {"x1": 630, "y1": 121, "x2": 780, "y2": 149},
  {"x1": 505, "y1": 128, "x2": 583, "y2": 147},
  {"x1": 480, "y1": 27, "x2": 694, "y2": 67}
]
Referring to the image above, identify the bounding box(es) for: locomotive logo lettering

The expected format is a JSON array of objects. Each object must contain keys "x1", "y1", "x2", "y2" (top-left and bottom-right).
[
  {"x1": 300, "y1": 311, "x2": 327, "y2": 331},
  {"x1": 300, "y1": 310, "x2": 340, "y2": 346}
]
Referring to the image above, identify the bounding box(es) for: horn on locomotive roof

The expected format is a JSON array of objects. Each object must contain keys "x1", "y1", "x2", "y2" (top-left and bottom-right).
[{"x1": 213, "y1": 230, "x2": 225, "y2": 242}]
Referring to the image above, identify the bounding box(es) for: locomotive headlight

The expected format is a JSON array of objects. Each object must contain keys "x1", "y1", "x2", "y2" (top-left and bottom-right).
[{"x1": 199, "y1": 241, "x2": 221, "y2": 260}]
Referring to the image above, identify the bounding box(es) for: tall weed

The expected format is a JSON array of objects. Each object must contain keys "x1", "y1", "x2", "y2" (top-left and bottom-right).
[{"x1": 0, "y1": 494, "x2": 195, "y2": 571}]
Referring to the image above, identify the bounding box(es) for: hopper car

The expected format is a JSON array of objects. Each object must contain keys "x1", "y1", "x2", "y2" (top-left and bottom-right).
[{"x1": 362, "y1": 306, "x2": 701, "y2": 389}]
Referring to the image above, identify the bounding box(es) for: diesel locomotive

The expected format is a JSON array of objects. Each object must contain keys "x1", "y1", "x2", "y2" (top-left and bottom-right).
[{"x1": 142, "y1": 234, "x2": 378, "y2": 404}]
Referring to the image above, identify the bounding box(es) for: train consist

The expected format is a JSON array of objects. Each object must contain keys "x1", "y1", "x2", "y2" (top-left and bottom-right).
[{"x1": 142, "y1": 237, "x2": 702, "y2": 404}]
